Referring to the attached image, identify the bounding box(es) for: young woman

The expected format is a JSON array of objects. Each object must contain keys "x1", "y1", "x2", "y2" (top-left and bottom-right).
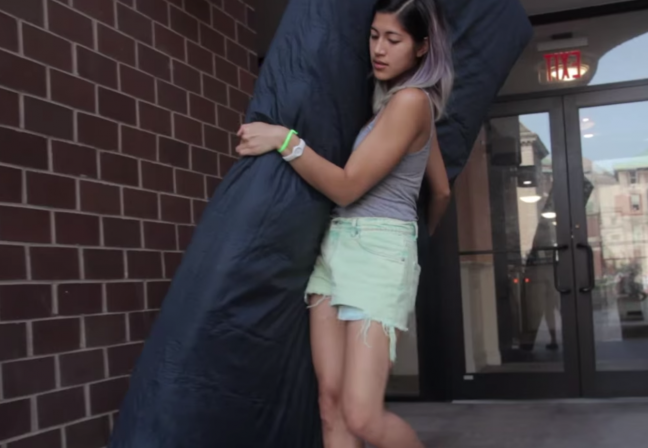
[{"x1": 236, "y1": 0, "x2": 453, "y2": 446}]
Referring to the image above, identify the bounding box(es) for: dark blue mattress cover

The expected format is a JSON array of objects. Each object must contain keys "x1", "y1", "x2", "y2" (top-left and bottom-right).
[{"x1": 109, "y1": 1, "x2": 531, "y2": 447}]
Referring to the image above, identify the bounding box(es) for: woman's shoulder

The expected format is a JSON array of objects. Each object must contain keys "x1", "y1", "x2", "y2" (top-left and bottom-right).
[{"x1": 383, "y1": 88, "x2": 431, "y2": 120}]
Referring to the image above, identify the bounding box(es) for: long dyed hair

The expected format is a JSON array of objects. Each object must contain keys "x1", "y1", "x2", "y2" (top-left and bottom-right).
[{"x1": 372, "y1": 0, "x2": 454, "y2": 120}]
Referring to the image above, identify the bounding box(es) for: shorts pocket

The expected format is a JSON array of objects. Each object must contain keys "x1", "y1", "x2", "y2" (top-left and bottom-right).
[{"x1": 356, "y1": 230, "x2": 407, "y2": 263}]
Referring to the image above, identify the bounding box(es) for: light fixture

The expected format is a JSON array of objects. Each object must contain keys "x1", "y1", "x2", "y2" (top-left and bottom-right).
[
  {"x1": 520, "y1": 195, "x2": 542, "y2": 203},
  {"x1": 582, "y1": 118, "x2": 590, "y2": 122},
  {"x1": 583, "y1": 134, "x2": 594, "y2": 138},
  {"x1": 523, "y1": 180, "x2": 532, "y2": 185},
  {"x1": 542, "y1": 212, "x2": 557, "y2": 219}
]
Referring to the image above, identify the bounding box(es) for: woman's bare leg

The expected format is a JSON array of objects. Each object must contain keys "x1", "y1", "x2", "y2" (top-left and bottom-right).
[
  {"x1": 309, "y1": 295, "x2": 362, "y2": 448},
  {"x1": 342, "y1": 321, "x2": 423, "y2": 448}
]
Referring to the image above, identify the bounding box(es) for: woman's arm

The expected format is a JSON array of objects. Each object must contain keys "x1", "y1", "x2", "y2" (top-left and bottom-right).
[
  {"x1": 236, "y1": 89, "x2": 431, "y2": 207},
  {"x1": 425, "y1": 130, "x2": 451, "y2": 235}
]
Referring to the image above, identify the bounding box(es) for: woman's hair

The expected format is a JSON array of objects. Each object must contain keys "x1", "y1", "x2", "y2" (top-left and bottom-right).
[{"x1": 372, "y1": 0, "x2": 454, "y2": 120}]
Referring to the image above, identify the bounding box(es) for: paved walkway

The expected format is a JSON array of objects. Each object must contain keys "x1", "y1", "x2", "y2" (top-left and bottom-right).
[{"x1": 387, "y1": 401, "x2": 648, "y2": 447}]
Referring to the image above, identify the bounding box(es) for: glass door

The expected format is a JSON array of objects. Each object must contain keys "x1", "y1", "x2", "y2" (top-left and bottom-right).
[
  {"x1": 452, "y1": 97, "x2": 582, "y2": 399},
  {"x1": 565, "y1": 85, "x2": 648, "y2": 397}
]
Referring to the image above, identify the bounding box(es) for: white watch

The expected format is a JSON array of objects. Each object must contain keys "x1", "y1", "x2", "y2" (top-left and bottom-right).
[{"x1": 283, "y1": 138, "x2": 306, "y2": 162}]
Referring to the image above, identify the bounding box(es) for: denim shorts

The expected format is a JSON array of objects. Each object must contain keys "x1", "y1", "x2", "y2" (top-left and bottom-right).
[{"x1": 305, "y1": 217, "x2": 420, "y2": 361}]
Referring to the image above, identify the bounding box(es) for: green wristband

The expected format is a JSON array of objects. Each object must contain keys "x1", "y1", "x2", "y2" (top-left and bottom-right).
[{"x1": 278, "y1": 129, "x2": 298, "y2": 153}]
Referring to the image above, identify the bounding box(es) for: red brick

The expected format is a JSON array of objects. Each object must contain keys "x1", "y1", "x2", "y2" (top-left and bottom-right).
[
  {"x1": 0, "y1": 11, "x2": 18, "y2": 51},
  {"x1": 215, "y1": 55, "x2": 238, "y2": 87},
  {"x1": 86, "y1": 314, "x2": 127, "y2": 347},
  {"x1": 138, "y1": 43, "x2": 171, "y2": 80},
  {"x1": 58, "y1": 283, "x2": 103, "y2": 316},
  {"x1": 0, "y1": 245, "x2": 27, "y2": 280},
  {"x1": 0, "y1": 323, "x2": 27, "y2": 361},
  {"x1": 177, "y1": 224, "x2": 194, "y2": 250},
  {"x1": 200, "y1": 23, "x2": 224, "y2": 55},
  {"x1": 0, "y1": 50, "x2": 47, "y2": 96},
  {"x1": 157, "y1": 79, "x2": 188, "y2": 114},
  {"x1": 99, "y1": 87, "x2": 137, "y2": 125},
  {"x1": 80, "y1": 181, "x2": 121, "y2": 215},
  {"x1": 204, "y1": 125, "x2": 229, "y2": 153},
  {"x1": 127, "y1": 251, "x2": 163, "y2": 279},
  {"x1": 239, "y1": 68, "x2": 255, "y2": 94},
  {"x1": 229, "y1": 87, "x2": 249, "y2": 114},
  {"x1": 206, "y1": 175, "x2": 221, "y2": 195},
  {"x1": 31, "y1": 247, "x2": 79, "y2": 281},
  {"x1": 0, "y1": 284, "x2": 52, "y2": 320},
  {"x1": 246, "y1": 4, "x2": 254, "y2": 26},
  {"x1": 191, "y1": 146, "x2": 218, "y2": 175},
  {"x1": 143, "y1": 221, "x2": 176, "y2": 250},
  {"x1": 78, "y1": 113, "x2": 119, "y2": 151},
  {"x1": 123, "y1": 188, "x2": 158, "y2": 219},
  {"x1": 122, "y1": 126, "x2": 157, "y2": 160},
  {"x1": 212, "y1": 7, "x2": 235, "y2": 39},
  {"x1": 60, "y1": 349, "x2": 105, "y2": 387},
  {"x1": 170, "y1": 6, "x2": 199, "y2": 41},
  {"x1": 104, "y1": 217, "x2": 142, "y2": 248},
  {"x1": 249, "y1": 52, "x2": 258, "y2": 75},
  {"x1": 108, "y1": 343, "x2": 143, "y2": 376},
  {"x1": 176, "y1": 169, "x2": 205, "y2": 198},
  {"x1": 84, "y1": 249, "x2": 125, "y2": 280},
  {"x1": 23, "y1": 24, "x2": 72, "y2": 72},
  {"x1": 203, "y1": 75, "x2": 227, "y2": 104},
  {"x1": 190, "y1": 94, "x2": 216, "y2": 124},
  {"x1": 55, "y1": 212, "x2": 100, "y2": 246},
  {"x1": 161, "y1": 194, "x2": 191, "y2": 223},
  {"x1": 0, "y1": 206, "x2": 51, "y2": 244},
  {"x1": 78, "y1": 47, "x2": 118, "y2": 88},
  {"x1": 119, "y1": 0, "x2": 135, "y2": 6},
  {"x1": 163, "y1": 252, "x2": 182, "y2": 278},
  {"x1": 2, "y1": 357, "x2": 56, "y2": 398},
  {"x1": 33, "y1": 318, "x2": 81, "y2": 355},
  {"x1": 237, "y1": 23, "x2": 255, "y2": 51},
  {"x1": 27, "y1": 172, "x2": 76, "y2": 209},
  {"x1": 173, "y1": 60, "x2": 201, "y2": 94},
  {"x1": 0, "y1": 87, "x2": 19, "y2": 126},
  {"x1": 220, "y1": 153, "x2": 237, "y2": 177},
  {"x1": 118, "y1": 3, "x2": 153, "y2": 45},
  {"x1": 193, "y1": 199, "x2": 208, "y2": 223},
  {"x1": 0, "y1": 166, "x2": 23, "y2": 202},
  {"x1": 100, "y1": 152, "x2": 140, "y2": 186},
  {"x1": 129, "y1": 310, "x2": 158, "y2": 340},
  {"x1": 142, "y1": 161, "x2": 174, "y2": 192},
  {"x1": 185, "y1": 0, "x2": 211, "y2": 23},
  {"x1": 7, "y1": 429, "x2": 61, "y2": 448},
  {"x1": 72, "y1": 0, "x2": 115, "y2": 25},
  {"x1": 107, "y1": 282, "x2": 145, "y2": 312},
  {"x1": 66, "y1": 416, "x2": 110, "y2": 448},
  {"x1": 48, "y1": 0, "x2": 94, "y2": 47},
  {"x1": 146, "y1": 281, "x2": 169, "y2": 308},
  {"x1": 226, "y1": 39, "x2": 248, "y2": 70},
  {"x1": 60, "y1": 350, "x2": 105, "y2": 387},
  {"x1": 174, "y1": 114, "x2": 203, "y2": 146},
  {"x1": 188, "y1": 42, "x2": 213, "y2": 74},
  {"x1": 98, "y1": 24, "x2": 136, "y2": 65},
  {"x1": 52, "y1": 141, "x2": 98, "y2": 178},
  {"x1": 51, "y1": 70, "x2": 96, "y2": 113},
  {"x1": 159, "y1": 137, "x2": 189, "y2": 168},
  {"x1": 24, "y1": 97, "x2": 73, "y2": 139},
  {"x1": 155, "y1": 23, "x2": 186, "y2": 60},
  {"x1": 37, "y1": 386, "x2": 85, "y2": 428},
  {"x1": 136, "y1": 0, "x2": 170, "y2": 25},
  {"x1": 120, "y1": 65, "x2": 156, "y2": 102},
  {"x1": 0, "y1": 0, "x2": 43, "y2": 26},
  {"x1": 229, "y1": 132, "x2": 238, "y2": 154},
  {"x1": 140, "y1": 102, "x2": 172, "y2": 135},
  {"x1": 90, "y1": 377, "x2": 129, "y2": 415},
  {"x1": 0, "y1": 399, "x2": 31, "y2": 441},
  {"x1": 217, "y1": 105, "x2": 240, "y2": 133}
]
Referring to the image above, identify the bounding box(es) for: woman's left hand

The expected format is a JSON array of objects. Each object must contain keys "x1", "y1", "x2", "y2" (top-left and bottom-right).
[{"x1": 235, "y1": 122, "x2": 288, "y2": 157}]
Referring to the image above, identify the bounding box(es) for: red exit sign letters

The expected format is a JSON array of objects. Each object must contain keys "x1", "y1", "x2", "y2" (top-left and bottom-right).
[{"x1": 544, "y1": 50, "x2": 582, "y2": 82}]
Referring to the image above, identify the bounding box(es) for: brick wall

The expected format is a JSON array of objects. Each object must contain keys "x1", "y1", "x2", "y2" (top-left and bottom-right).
[{"x1": 0, "y1": 0, "x2": 256, "y2": 446}]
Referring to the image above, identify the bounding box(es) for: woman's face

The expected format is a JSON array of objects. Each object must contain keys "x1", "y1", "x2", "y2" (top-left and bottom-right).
[{"x1": 370, "y1": 12, "x2": 427, "y2": 82}]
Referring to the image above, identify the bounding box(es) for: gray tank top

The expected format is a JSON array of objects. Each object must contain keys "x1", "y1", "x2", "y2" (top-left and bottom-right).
[{"x1": 334, "y1": 93, "x2": 433, "y2": 222}]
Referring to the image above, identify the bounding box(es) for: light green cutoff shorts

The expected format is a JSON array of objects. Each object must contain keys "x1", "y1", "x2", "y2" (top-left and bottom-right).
[{"x1": 305, "y1": 217, "x2": 421, "y2": 362}]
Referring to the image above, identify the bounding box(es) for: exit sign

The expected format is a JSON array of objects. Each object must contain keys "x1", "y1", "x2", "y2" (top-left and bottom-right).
[{"x1": 544, "y1": 50, "x2": 582, "y2": 82}]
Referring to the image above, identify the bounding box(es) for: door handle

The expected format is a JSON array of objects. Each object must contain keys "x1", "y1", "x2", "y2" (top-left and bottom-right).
[
  {"x1": 551, "y1": 244, "x2": 571, "y2": 294},
  {"x1": 577, "y1": 242, "x2": 596, "y2": 293}
]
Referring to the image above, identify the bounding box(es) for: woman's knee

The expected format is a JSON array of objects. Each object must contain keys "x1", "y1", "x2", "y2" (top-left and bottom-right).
[
  {"x1": 341, "y1": 396, "x2": 382, "y2": 441},
  {"x1": 318, "y1": 383, "x2": 343, "y2": 427}
]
